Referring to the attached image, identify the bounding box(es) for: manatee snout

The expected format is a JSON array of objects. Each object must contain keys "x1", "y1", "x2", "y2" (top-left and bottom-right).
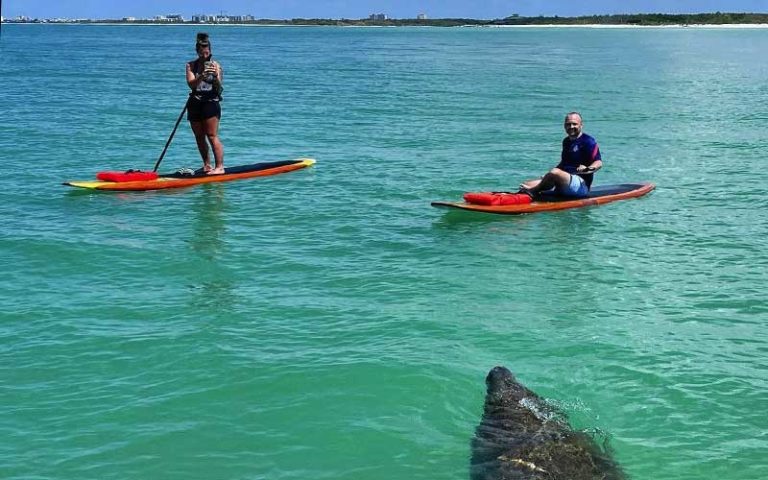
[
  {"x1": 486, "y1": 365, "x2": 515, "y2": 384},
  {"x1": 485, "y1": 366, "x2": 535, "y2": 406},
  {"x1": 485, "y1": 365, "x2": 516, "y2": 395}
]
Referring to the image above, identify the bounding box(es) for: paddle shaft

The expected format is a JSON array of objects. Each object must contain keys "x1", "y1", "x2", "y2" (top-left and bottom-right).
[{"x1": 153, "y1": 97, "x2": 190, "y2": 172}]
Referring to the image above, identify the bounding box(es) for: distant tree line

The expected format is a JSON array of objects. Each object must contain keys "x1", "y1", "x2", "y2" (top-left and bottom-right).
[{"x1": 490, "y1": 12, "x2": 768, "y2": 26}]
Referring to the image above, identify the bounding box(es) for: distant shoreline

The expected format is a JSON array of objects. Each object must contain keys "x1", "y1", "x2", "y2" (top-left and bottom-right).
[
  {"x1": 4, "y1": 12, "x2": 768, "y2": 28},
  {"x1": 5, "y1": 22, "x2": 768, "y2": 30},
  {"x1": 4, "y1": 22, "x2": 768, "y2": 29}
]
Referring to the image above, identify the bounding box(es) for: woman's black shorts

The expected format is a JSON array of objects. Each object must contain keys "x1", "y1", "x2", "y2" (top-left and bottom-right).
[{"x1": 187, "y1": 99, "x2": 221, "y2": 122}]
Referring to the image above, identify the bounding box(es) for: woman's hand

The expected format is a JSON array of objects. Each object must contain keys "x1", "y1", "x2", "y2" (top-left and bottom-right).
[{"x1": 204, "y1": 61, "x2": 220, "y2": 78}]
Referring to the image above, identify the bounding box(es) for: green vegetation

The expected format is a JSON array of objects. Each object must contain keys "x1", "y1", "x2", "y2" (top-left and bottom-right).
[{"x1": 491, "y1": 12, "x2": 768, "y2": 26}]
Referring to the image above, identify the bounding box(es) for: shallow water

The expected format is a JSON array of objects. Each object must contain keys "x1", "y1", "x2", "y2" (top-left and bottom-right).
[{"x1": 2, "y1": 25, "x2": 767, "y2": 479}]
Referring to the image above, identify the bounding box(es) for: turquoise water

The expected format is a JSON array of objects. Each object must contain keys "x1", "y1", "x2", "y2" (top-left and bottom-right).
[{"x1": 2, "y1": 24, "x2": 768, "y2": 479}]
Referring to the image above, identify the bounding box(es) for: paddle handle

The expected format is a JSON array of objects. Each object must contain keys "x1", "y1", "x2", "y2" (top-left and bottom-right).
[{"x1": 153, "y1": 98, "x2": 190, "y2": 172}]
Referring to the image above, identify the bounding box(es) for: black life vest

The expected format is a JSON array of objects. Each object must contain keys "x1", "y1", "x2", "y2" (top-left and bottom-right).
[{"x1": 189, "y1": 58, "x2": 222, "y2": 102}]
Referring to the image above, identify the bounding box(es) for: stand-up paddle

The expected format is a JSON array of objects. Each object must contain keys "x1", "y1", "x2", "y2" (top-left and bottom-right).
[
  {"x1": 153, "y1": 96, "x2": 191, "y2": 172},
  {"x1": 90, "y1": 97, "x2": 190, "y2": 182}
]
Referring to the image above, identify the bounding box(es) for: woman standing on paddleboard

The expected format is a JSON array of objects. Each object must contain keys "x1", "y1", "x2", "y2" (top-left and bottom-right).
[{"x1": 186, "y1": 32, "x2": 224, "y2": 174}]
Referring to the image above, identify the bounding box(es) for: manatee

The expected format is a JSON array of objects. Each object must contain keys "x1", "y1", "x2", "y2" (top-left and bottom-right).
[{"x1": 470, "y1": 366, "x2": 626, "y2": 480}]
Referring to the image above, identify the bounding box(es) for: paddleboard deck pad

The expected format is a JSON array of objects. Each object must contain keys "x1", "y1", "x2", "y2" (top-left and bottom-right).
[
  {"x1": 432, "y1": 183, "x2": 654, "y2": 215},
  {"x1": 64, "y1": 158, "x2": 315, "y2": 191}
]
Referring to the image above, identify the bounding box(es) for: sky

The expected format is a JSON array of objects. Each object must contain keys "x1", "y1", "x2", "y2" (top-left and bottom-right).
[{"x1": 4, "y1": 0, "x2": 767, "y2": 20}]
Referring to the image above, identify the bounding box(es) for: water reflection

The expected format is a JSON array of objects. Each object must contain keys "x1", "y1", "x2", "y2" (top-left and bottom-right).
[
  {"x1": 432, "y1": 208, "x2": 534, "y2": 233},
  {"x1": 187, "y1": 184, "x2": 239, "y2": 311},
  {"x1": 190, "y1": 183, "x2": 227, "y2": 260}
]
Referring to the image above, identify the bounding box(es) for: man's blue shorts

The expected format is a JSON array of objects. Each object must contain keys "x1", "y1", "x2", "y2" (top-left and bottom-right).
[{"x1": 555, "y1": 174, "x2": 589, "y2": 197}]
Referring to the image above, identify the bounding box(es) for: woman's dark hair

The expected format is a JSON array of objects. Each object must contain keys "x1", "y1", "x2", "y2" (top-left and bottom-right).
[{"x1": 196, "y1": 32, "x2": 211, "y2": 51}]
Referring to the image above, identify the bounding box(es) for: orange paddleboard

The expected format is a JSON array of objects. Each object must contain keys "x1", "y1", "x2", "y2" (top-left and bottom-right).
[
  {"x1": 64, "y1": 158, "x2": 315, "y2": 191},
  {"x1": 432, "y1": 183, "x2": 654, "y2": 215}
]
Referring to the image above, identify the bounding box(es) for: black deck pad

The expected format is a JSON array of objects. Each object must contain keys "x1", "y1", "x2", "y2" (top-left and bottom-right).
[
  {"x1": 162, "y1": 160, "x2": 300, "y2": 178},
  {"x1": 536, "y1": 183, "x2": 645, "y2": 203}
]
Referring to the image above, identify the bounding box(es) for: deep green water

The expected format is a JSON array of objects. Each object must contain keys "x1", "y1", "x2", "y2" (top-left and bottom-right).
[{"x1": 2, "y1": 24, "x2": 767, "y2": 479}]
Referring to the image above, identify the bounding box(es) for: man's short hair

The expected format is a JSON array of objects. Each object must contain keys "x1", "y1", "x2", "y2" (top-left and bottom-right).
[{"x1": 564, "y1": 112, "x2": 582, "y2": 122}]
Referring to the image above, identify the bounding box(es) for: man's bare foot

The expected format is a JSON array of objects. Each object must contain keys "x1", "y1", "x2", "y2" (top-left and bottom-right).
[
  {"x1": 203, "y1": 164, "x2": 213, "y2": 173},
  {"x1": 207, "y1": 167, "x2": 225, "y2": 175}
]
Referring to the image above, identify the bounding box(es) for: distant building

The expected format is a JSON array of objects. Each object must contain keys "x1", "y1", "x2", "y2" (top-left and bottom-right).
[
  {"x1": 417, "y1": 13, "x2": 427, "y2": 20},
  {"x1": 148, "y1": 14, "x2": 184, "y2": 22},
  {"x1": 369, "y1": 13, "x2": 388, "y2": 21},
  {"x1": 230, "y1": 15, "x2": 255, "y2": 22},
  {"x1": 192, "y1": 14, "x2": 216, "y2": 23}
]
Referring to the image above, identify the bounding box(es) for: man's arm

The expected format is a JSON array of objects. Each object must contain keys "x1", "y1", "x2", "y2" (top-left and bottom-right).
[{"x1": 577, "y1": 138, "x2": 602, "y2": 172}]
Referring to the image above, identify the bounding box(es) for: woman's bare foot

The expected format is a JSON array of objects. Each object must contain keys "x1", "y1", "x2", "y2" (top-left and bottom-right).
[{"x1": 207, "y1": 166, "x2": 225, "y2": 175}]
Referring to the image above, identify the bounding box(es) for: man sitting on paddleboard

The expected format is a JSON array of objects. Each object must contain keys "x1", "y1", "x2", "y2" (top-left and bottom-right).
[
  {"x1": 519, "y1": 112, "x2": 602, "y2": 198},
  {"x1": 186, "y1": 32, "x2": 225, "y2": 175}
]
